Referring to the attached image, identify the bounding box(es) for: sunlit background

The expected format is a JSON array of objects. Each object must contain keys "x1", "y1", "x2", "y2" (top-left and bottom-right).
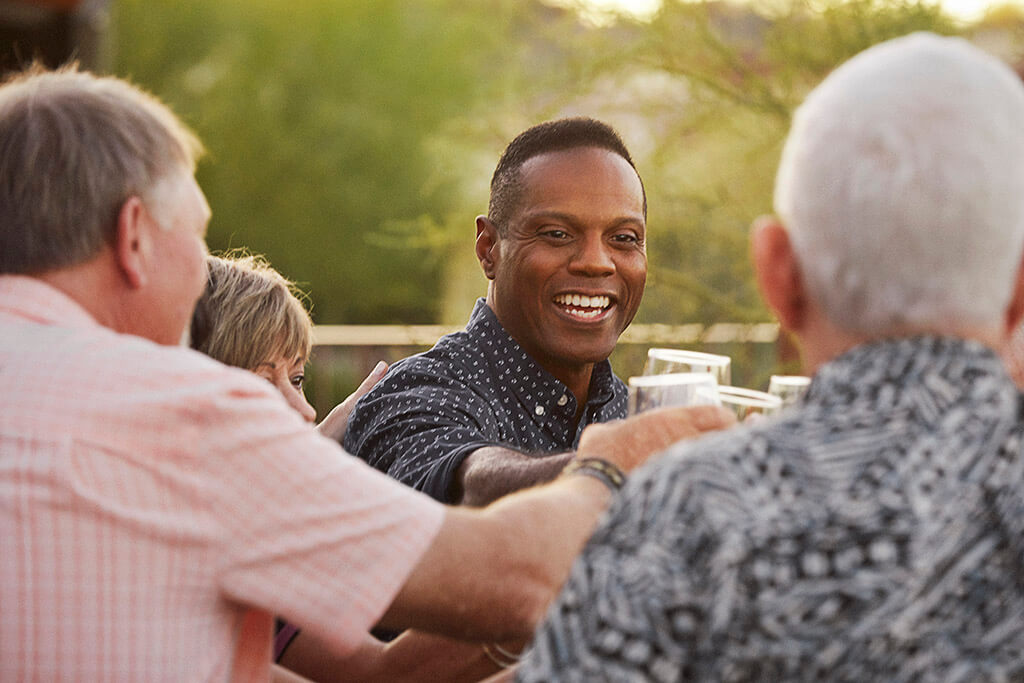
[
  {"x1": 2, "y1": 0, "x2": 1022, "y2": 409},
  {"x1": 567, "y1": 0, "x2": 1023, "y2": 22}
]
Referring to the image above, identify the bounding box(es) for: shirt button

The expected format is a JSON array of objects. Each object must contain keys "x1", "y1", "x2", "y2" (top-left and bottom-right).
[
  {"x1": 535, "y1": 405, "x2": 545, "y2": 416},
  {"x1": 557, "y1": 394, "x2": 568, "y2": 406}
]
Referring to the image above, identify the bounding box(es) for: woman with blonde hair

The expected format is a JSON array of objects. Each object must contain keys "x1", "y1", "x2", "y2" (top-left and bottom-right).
[
  {"x1": 191, "y1": 253, "x2": 315, "y2": 418},
  {"x1": 190, "y1": 252, "x2": 385, "y2": 441}
]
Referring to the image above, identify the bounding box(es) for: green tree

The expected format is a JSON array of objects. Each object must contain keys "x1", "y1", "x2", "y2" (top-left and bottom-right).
[{"x1": 112, "y1": 0, "x2": 573, "y2": 324}]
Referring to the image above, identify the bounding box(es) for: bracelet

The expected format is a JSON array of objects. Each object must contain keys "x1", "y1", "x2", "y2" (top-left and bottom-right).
[
  {"x1": 482, "y1": 642, "x2": 520, "y2": 668},
  {"x1": 561, "y1": 457, "x2": 626, "y2": 492}
]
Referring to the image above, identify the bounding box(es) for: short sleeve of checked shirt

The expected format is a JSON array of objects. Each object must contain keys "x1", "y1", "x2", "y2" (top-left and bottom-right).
[{"x1": 187, "y1": 367, "x2": 448, "y2": 655}]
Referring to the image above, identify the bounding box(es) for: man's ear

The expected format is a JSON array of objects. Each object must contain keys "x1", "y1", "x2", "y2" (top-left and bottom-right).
[
  {"x1": 113, "y1": 196, "x2": 152, "y2": 290},
  {"x1": 1003, "y1": 250, "x2": 1024, "y2": 336},
  {"x1": 475, "y1": 216, "x2": 500, "y2": 280},
  {"x1": 751, "y1": 215, "x2": 807, "y2": 333}
]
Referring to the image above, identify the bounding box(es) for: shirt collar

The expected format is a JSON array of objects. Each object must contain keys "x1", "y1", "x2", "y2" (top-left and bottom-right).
[
  {"x1": 806, "y1": 335, "x2": 1014, "y2": 415},
  {"x1": 466, "y1": 298, "x2": 619, "y2": 424},
  {"x1": 0, "y1": 275, "x2": 101, "y2": 330}
]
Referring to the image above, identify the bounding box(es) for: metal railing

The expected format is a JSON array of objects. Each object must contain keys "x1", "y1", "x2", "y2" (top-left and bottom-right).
[{"x1": 312, "y1": 322, "x2": 780, "y2": 347}]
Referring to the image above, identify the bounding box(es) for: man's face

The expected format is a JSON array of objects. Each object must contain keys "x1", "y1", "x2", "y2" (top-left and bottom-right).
[
  {"x1": 143, "y1": 169, "x2": 211, "y2": 346},
  {"x1": 483, "y1": 146, "x2": 647, "y2": 378}
]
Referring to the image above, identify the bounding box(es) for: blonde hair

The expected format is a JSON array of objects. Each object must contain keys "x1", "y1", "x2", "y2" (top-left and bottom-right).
[
  {"x1": 190, "y1": 253, "x2": 313, "y2": 372},
  {"x1": 0, "y1": 63, "x2": 204, "y2": 274}
]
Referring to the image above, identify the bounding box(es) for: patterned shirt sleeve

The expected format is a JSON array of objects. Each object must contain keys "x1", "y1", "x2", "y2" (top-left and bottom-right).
[{"x1": 344, "y1": 358, "x2": 506, "y2": 502}]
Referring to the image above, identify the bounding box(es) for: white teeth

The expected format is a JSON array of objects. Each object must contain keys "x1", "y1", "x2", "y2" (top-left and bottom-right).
[
  {"x1": 554, "y1": 294, "x2": 611, "y2": 310},
  {"x1": 567, "y1": 308, "x2": 602, "y2": 319}
]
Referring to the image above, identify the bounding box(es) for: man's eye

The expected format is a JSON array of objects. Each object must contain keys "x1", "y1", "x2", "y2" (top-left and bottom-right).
[
  {"x1": 610, "y1": 235, "x2": 643, "y2": 248},
  {"x1": 542, "y1": 229, "x2": 569, "y2": 239},
  {"x1": 291, "y1": 375, "x2": 305, "y2": 390}
]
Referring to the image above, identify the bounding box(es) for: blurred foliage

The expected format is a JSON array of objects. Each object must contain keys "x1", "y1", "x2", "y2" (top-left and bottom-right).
[
  {"x1": 112, "y1": 0, "x2": 966, "y2": 332},
  {"x1": 551, "y1": 0, "x2": 959, "y2": 327},
  {"x1": 112, "y1": 0, "x2": 576, "y2": 323},
  {"x1": 108, "y1": 0, "x2": 1016, "y2": 410}
]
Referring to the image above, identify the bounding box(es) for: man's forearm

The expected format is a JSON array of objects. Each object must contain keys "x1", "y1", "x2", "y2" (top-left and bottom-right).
[
  {"x1": 380, "y1": 473, "x2": 612, "y2": 641},
  {"x1": 452, "y1": 446, "x2": 575, "y2": 506},
  {"x1": 381, "y1": 406, "x2": 736, "y2": 643}
]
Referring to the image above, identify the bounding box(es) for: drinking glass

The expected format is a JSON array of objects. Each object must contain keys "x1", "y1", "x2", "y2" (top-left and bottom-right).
[
  {"x1": 767, "y1": 375, "x2": 810, "y2": 407},
  {"x1": 717, "y1": 386, "x2": 782, "y2": 421},
  {"x1": 628, "y1": 372, "x2": 721, "y2": 415},
  {"x1": 642, "y1": 348, "x2": 732, "y2": 386}
]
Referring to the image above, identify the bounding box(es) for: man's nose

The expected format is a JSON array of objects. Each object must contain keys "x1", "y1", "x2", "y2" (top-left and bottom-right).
[{"x1": 568, "y1": 234, "x2": 615, "y2": 276}]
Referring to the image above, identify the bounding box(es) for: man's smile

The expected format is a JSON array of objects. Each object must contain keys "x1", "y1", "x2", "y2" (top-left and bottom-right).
[{"x1": 553, "y1": 292, "x2": 614, "y2": 321}]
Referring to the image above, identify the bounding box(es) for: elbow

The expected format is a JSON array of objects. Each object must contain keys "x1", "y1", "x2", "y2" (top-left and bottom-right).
[{"x1": 500, "y1": 576, "x2": 553, "y2": 640}]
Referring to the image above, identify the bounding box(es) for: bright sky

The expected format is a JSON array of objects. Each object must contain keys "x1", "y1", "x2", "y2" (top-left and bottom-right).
[{"x1": 556, "y1": 0, "x2": 1015, "y2": 23}]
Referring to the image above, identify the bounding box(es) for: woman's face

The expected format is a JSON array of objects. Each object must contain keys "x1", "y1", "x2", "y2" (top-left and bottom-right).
[{"x1": 255, "y1": 352, "x2": 316, "y2": 423}]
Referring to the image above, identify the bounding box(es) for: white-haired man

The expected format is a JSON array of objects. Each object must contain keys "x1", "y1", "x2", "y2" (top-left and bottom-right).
[
  {"x1": 0, "y1": 66, "x2": 732, "y2": 681},
  {"x1": 516, "y1": 33, "x2": 1024, "y2": 681}
]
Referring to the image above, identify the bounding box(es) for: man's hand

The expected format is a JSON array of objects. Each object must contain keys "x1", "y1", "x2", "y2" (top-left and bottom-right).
[
  {"x1": 575, "y1": 405, "x2": 736, "y2": 473},
  {"x1": 316, "y1": 361, "x2": 388, "y2": 442}
]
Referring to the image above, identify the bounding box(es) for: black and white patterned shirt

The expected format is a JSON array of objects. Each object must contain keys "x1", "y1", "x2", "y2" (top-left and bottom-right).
[
  {"x1": 343, "y1": 299, "x2": 627, "y2": 503},
  {"x1": 519, "y1": 336, "x2": 1024, "y2": 682}
]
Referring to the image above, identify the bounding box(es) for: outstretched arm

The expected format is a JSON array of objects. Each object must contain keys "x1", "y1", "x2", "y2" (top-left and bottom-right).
[
  {"x1": 451, "y1": 447, "x2": 575, "y2": 506},
  {"x1": 382, "y1": 404, "x2": 736, "y2": 641},
  {"x1": 274, "y1": 405, "x2": 733, "y2": 681}
]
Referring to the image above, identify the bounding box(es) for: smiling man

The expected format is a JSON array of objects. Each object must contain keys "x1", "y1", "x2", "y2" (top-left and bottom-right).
[{"x1": 344, "y1": 118, "x2": 647, "y2": 506}]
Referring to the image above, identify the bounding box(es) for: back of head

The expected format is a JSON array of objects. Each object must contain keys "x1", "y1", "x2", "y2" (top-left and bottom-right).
[
  {"x1": 0, "y1": 65, "x2": 203, "y2": 275},
  {"x1": 190, "y1": 253, "x2": 313, "y2": 371},
  {"x1": 488, "y1": 117, "x2": 646, "y2": 231},
  {"x1": 775, "y1": 33, "x2": 1024, "y2": 335}
]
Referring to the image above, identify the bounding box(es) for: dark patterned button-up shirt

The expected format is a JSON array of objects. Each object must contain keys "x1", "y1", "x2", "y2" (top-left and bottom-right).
[
  {"x1": 519, "y1": 337, "x2": 1024, "y2": 682},
  {"x1": 343, "y1": 299, "x2": 627, "y2": 503}
]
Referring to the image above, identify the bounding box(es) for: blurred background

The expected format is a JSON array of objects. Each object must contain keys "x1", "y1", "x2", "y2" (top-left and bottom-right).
[{"x1": 4, "y1": 0, "x2": 1022, "y2": 412}]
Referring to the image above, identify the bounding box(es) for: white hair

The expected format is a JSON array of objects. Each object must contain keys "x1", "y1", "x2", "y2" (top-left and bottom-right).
[{"x1": 775, "y1": 32, "x2": 1024, "y2": 335}]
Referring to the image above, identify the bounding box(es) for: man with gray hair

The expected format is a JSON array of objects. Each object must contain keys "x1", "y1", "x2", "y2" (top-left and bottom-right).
[
  {"x1": 517, "y1": 33, "x2": 1024, "y2": 681},
  {"x1": 0, "y1": 66, "x2": 731, "y2": 680}
]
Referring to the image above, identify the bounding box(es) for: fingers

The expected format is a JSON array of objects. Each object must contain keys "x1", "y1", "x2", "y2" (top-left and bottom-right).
[
  {"x1": 354, "y1": 360, "x2": 388, "y2": 398},
  {"x1": 315, "y1": 360, "x2": 388, "y2": 442},
  {"x1": 576, "y1": 405, "x2": 736, "y2": 473},
  {"x1": 643, "y1": 404, "x2": 736, "y2": 433}
]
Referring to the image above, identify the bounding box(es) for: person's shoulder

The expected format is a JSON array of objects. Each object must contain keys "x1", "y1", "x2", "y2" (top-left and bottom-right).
[
  {"x1": 11, "y1": 325, "x2": 295, "y2": 455},
  {"x1": 81, "y1": 330, "x2": 284, "y2": 417},
  {"x1": 622, "y1": 418, "x2": 796, "y2": 526},
  {"x1": 382, "y1": 329, "x2": 488, "y2": 386},
  {"x1": 109, "y1": 332, "x2": 260, "y2": 386}
]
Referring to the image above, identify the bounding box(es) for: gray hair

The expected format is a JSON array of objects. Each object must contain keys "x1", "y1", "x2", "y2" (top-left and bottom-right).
[
  {"x1": 0, "y1": 64, "x2": 204, "y2": 274},
  {"x1": 775, "y1": 33, "x2": 1024, "y2": 335}
]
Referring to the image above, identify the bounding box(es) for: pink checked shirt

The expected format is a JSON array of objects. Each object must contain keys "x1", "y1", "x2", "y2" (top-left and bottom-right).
[{"x1": 0, "y1": 276, "x2": 446, "y2": 682}]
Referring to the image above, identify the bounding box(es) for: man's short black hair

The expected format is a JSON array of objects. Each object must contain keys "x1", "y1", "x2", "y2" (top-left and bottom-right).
[{"x1": 487, "y1": 117, "x2": 646, "y2": 234}]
